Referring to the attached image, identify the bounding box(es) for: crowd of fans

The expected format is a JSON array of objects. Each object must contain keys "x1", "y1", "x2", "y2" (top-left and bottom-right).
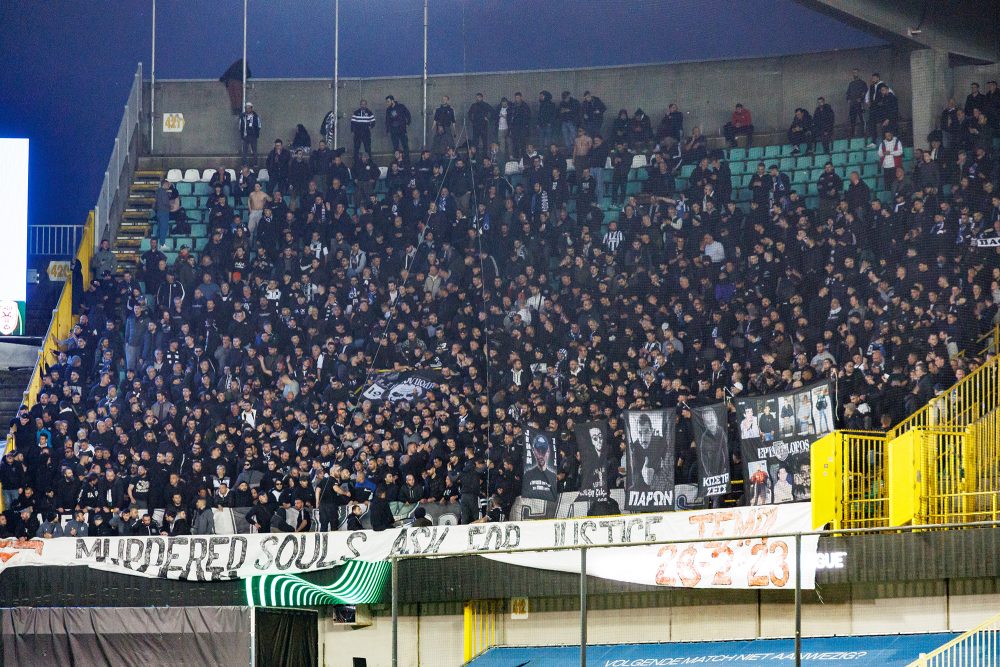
[{"x1": 2, "y1": 70, "x2": 999, "y2": 540}]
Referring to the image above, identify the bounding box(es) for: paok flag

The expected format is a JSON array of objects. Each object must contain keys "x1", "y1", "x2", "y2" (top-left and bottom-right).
[
  {"x1": 574, "y1": 420, "x2": 610, "y2": 501},
  {"x1": 521, "y1": 428, "x2": 559, "y2": 501},
  {"x1": 691, "y1": 403, "x2": 730, "y2": 498},
  {"x1": 623, "y1": 409, "x2": 676, "y2": 511}
]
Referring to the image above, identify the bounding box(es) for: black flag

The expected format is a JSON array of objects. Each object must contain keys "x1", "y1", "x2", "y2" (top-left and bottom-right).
[
  {"x1": 623, "y1": 409, "x2": 676, "y2": 511},
  {"x1": 691, "y1": 404, "x2": 730, "y2": 498},
  {"x1": 736, "y1": 380, "x2": 834, "y2": 506},
  {"x1": 574, "y1": 420, "x2": 609, "y2": 501},
  {"x1": 521, "y1": 428, "x2": 559, "y2": 501}
]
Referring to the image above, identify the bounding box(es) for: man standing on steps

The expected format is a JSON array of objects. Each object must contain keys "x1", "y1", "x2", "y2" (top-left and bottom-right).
[
  {"x1": 239, "y1": 102, "x2": 262, "y2": 167},
  {"x1": 154, "y1": 179, "x2": 172, "y2": 246},
  {"x1": 384, "y1": 95, "x2": 412, "y2": 164},
  {"x1": 350, "y1": 99, "x2": 376, "y2": 165}
]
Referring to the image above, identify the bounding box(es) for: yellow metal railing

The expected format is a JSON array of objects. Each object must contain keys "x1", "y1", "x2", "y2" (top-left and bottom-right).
[
  {"x1": 21, "y1": 213, "x2": 94, "y2": 410},
  {"x1": 909, "y1": 609, "x2": 1000, "y2": 666},
  {"x1": 888, "y1": 354, "x2": 1000, "y2": 441},
  {"x1": 463, "y1": 599, "x2": 503, "y2": 663},
  {"x1": 840, "y1": 431, "x2": 889, "y2": 529}
]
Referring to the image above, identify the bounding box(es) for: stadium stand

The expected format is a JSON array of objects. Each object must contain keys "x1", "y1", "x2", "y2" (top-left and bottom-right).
[{"x1": 2, "y1": 73, "x2": 999, "y2": 542}]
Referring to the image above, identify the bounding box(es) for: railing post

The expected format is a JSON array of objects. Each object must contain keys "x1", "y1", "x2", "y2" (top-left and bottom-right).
[
  {"x1": 795, "y1": 533, "x2": 801, "y2": 667},
  {"x1": 580, "y1": 547, "x2": 587, "y2": 667},
  {"x1": 391, "y1": 556, "x2": 398, "y2": 667}
]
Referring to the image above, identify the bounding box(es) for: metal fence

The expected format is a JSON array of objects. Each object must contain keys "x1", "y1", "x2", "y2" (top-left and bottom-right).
[
  {"x1": 94, "y1": 63, "x2": 143, "y2": 250},
  {"x1": 27, "y1": 225, "x2": 83, "y2": 258},
  {"x1": 384, "y1": 520, "x2": 1000, "y2": 667}
]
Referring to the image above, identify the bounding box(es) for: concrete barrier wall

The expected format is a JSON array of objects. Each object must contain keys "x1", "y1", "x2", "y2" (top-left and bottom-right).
[{"x1": 147, "y1": 45, "x2": 911, "y2": 159}]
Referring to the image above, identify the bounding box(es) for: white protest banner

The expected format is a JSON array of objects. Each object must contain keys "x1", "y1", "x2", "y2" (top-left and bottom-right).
[{"x1": 0, "y1": 504, "x2": 817, "y2": 589}]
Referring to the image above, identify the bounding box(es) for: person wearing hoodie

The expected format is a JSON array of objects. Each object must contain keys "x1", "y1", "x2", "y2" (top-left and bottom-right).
[
  {"x1": 537, "y1": 90, "x2": 557, "y2": 149},
  {"x1": 787, "y1": 108, "x2": 813, "y2": 152},
  {"x1": 509, "y1": 92, "x2": 531, "y2": 160},
  {"x1": 557, "y1": 91, "x2": 582, "y2": 150},
  {"x1": 629, "y1": 108, "x2": 652, "y2": 149},
  {"x1": 724, "y1": 103, "x2": 754, "y2": 148}
]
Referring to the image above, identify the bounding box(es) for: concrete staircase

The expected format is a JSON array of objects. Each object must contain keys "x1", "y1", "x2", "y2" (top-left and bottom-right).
[
  {"x1": 0, "y1": 368, "x2": 33, "y2": 423},
  {"x1": 113, "y1": 168, "x2": 164, "y2": 275}
]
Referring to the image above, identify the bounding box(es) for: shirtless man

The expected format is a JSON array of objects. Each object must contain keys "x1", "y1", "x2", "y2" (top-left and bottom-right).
[{"x1": 247, "y1": 181, "x2": 271, "y2": 239}]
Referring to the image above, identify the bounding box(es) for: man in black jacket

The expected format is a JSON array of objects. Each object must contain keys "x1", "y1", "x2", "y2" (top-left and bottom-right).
[
  {"x1": 350, "y1": 99, "x2": 376, "y2": 165},
  {"x1": 239, "y1": 102, "x2": 262, "y2": 167},
  {"x1": 581, "y1": 91, "x2": 607, "y2": 138},
  {"x1": 509, "y1": 92, "x2": 532, "y2": 160},
  {"x1": 468, "y1": 93, "x2": 493, "y2": 152},
  {"x1": 385, "y1": 95, "x2": 412, "y2": 164},
  {"x1": 537, "y1": 90, "x2": 556, "y2": 149},
  {"x1": 656, "y1": 103, "x2": 684, "y2": 150},
  {"x1": 265, "y1": 139, "x2": 290, "y2": 194},
  {"x1": 845, "y1": 69, "x2": 867, "y2": 138},
  {"x1": 433, "y1": 95, "x2": 456, "y2": 138},
  {"x1": 558, "y1": 91, "x2": 582, "y2": 150},
  {"x1": 813, "y1": 97, "x2": 835, "y2": 154}
]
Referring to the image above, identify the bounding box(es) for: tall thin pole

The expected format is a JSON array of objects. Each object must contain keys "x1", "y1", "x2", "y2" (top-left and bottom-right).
[
  {"x1": 150, "y1": 0, "x2": 156, "y2": 154},
  {"x1": 579, "y1": 548, "x2": 588, "y2": 667},
  {"x1": 422, "y1": 0, "x2": 428, "y2": 147},
  {"x1": 241, "y1": 0, "x2": 248, "y2": 111},
  {"x1": 391, "y1": 557, "x2": 399, "y2": 667},
  {"x1": 333, "y1": 0, "x2": 339, "y2": 148},
  {"x1": 794, "y1": 533, "x2": 802, "y2": 667}
]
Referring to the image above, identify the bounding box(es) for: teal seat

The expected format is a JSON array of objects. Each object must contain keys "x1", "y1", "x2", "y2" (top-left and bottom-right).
[
  {"x1": 740, "y1": 173, "x2": 753, "y2": 188},
  {"x1": 728, "y1": 147, "x2": 747, "y2": 161},
  {"x1": 864, "y1": 149, "x2": 878, "y2": 163},
  {"x1": 832, "y1": 139, "x2": 849, "y2": 153},
  {"x1": 626, "y1": 181, "x2": 642, "y2": 195},
  {"x1": 764, "y1": 145, "x2": 780, "y2": 158},
  {"x1": 730, "y1": 161, "x2": 746, "y2": 175},
  {"x1": 862, "y1": 163, "x2": 878, "y2": 178},
  {"x1": 747, "y1": 146, "x2": 764, "y2": 160},
  {"x1": 807, "y1": 182, "x2": 819, "y2": 196},
  {"x1": 175, "y1": 182, "x2": 194, "y2": 196},
  {"x1": 679, "y1": 165, "x2": 694, "y2": 179},
  {"x1": 164, "y1": 251, "x2": 178, "y2": 265},
  {"x1": 902, "y1": 147, "x2": 913, "y2": 161},
  {"x1": 849, "y1": 138, "x2": 866, "y2": 151},
  {"x1": 795, "y1": 156, "x2": 812, "y2": 170},
  {"x1": 180, "y1": 196, "x2": 199, "y2": 210},
  {"x1": 190, "y1": 223, "x2": 207, "y2": 237},
  {"x1": 810, "y1": 168, "x2": 825, "y2": 181},
  {"x1": 831, "y1": 153, "x2": 847, "y2": 166},
  {"x1": 792, "y1": 170, "x2": 809, "y2": 183},
  {"x1": 847, "y1": 151, "x2": 864, "y2": 165},
  {"x1": 192, "y1": 182, "x2": 212, "y2": 196},
  {"x1": 805, "y1": 196, "x2": 818, "y2": 209},
  {"x1": 779, "y1": 157, "x2": 795, "y2": 171},
  {"x1": 193, "y1": 237, "x2": 209, "y2": 251},
  {"x1": 779, "y1": 144, "x2": 794, "y2": 157},
  {"x1": 863, "y1": 177, "x2": 878, "y2": 190}
]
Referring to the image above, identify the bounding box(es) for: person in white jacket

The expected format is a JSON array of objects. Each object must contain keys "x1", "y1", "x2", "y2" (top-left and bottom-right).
[{"x1": 877, "y1": 130, "x2": 903, "y2": 190}]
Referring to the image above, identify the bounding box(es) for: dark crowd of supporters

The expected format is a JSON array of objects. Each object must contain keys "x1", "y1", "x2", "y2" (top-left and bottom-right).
[{"x1": 2, "y1": 72, "x2": 999, "y2": 540}]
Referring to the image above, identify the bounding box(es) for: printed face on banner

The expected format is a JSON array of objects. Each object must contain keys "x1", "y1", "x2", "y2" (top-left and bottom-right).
[
  {"x1": 588, "y1": 426, "x2": 604, "y2": 456},
  {"x1": 625, "y1": 410, "x2": 675, "y2": 510},
  {"x1": 737, "y1": 381, "x2": 833, "y2": 507},
  {"x1": 522, "y1": 430, "x2": 559, "y2": 500},
  {"x1": 576, "y1": 421, "x2": 610, "y2": 501},
  {"x1": 693, "y1": 405, "x2": 730, "y2": 498}
]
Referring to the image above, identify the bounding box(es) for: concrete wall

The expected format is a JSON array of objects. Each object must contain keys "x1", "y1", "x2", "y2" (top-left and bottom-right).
[
  {"x1": 147, "y1": 45, "x2": 911, "y2": 160},
  {"x1": 319, "y1": 582, "x2": 1000, "y2": 667}
]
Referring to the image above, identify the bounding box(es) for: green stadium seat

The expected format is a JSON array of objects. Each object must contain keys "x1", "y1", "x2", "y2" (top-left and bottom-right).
[
  {"x1": 192, "y1": 182, "x2": 212, "y2": 196},
  {"x1": 832, "y1": 139, "x2": 849, "y2": 153},
  {"x1": 626, "y1": 181, "x2": 642, "y2": 195},
  {"x1": 740, "y1": 174, "x2": 753, "y2": 188},
  {"x1": 193, "y1": 237, "x2": 209, "y2": 251},
  {"x1": 175, "y1": 182, "x2": 194, "y2": 196},
  {"x1": 805, "y1": 196, "x2": 818, "y2": 209},
  {"x1": 164, "y1": 251, "x2": 178, "y2": 265},
  {"x1": 862, "y1": 163, "x2": 878, "y2": 178},
  {"x1": 795, "y1": 156, "x2": 812, "y2": 170},
  {"x1": 863, "y1": 176, "x2": 878, "y2": 190},
  {"x1": 764, "y1": 145, "x2": 780, "y2": 158},
  {"x1": 864, "y1": 149, "x2": 877, "y2": 163},
  {"x1": 190, "y1": 224, "x2": 207, "y2": 237},
  {"x1": 831, "y1": 153, "x2": 847, "y2": 166},
  {"x1": 728, "y1": 147, "x2": 746, "y2": 161},
  {"x1": 747, "y1": 146, "x2": 764, "y2": 160},
  {"x1": 680, "y1": 164, "x2": 695, "y2": 178},
  {"x1": 848, "y1": 151, "x2": 863, "y2": 165},
  {"x1": 730, "y1": 161, "x2": 745, "y2": 175},
  {"x1": 792, "y1": 170, "x2": 809, "y2": 183},
  {"x1": 903, "y1": 147, "x2": 913, "y2": 161},
  {"x1": 779, "y1": 157, "x2": 795, "y2": 171},
  {"x1": 849, "y1": 138, "x2": 866, "y2": 151},
  {"x1": 180, "y1": 196, "x2": 198, "y2": 210},
  {"x1": 807, "y1": 183, "x2": 819, "y2": 196},
  {"x1": 810, "y1": 168, "x2": 824, "y2": 181}
]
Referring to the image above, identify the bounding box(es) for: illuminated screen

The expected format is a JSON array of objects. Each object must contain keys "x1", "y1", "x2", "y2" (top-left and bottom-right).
[{"x1": 0, "y1": 139, "x2": 27, "y2": 335}]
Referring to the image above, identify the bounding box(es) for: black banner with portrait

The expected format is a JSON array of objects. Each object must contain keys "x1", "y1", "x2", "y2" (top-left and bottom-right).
[
  {"x1": 521, "y1": 428, "x2": 559, "y2": 501},
  {"x1": 691, "y1": 403, "x2": 730, "y2": 498},
  {"x1": 623, "y1": 409, "x2": 676, "y2": 511},
  {"x1": 736, "y1": 381, "x2": 834, "y2": 506},
  {"x1": 574, "y1": 420, "x2": 609, "y2": 501}
]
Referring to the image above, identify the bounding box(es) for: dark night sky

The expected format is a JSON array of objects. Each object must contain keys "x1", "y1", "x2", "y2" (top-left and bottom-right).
[{"x1": 0, "y1": 0, "x2": 881, "y2": 233}]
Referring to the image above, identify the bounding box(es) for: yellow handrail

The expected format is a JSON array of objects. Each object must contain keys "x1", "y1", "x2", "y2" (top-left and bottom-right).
[
  {"x1": 21, "y1": 213, "x2": 94, "y2": 410},
  {"x1": 888, "y1": 354, "x2": 1000, "y2": 441},
  {"x1": 909, "y1": 609, "x2": 1000, "y2": 665}
]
